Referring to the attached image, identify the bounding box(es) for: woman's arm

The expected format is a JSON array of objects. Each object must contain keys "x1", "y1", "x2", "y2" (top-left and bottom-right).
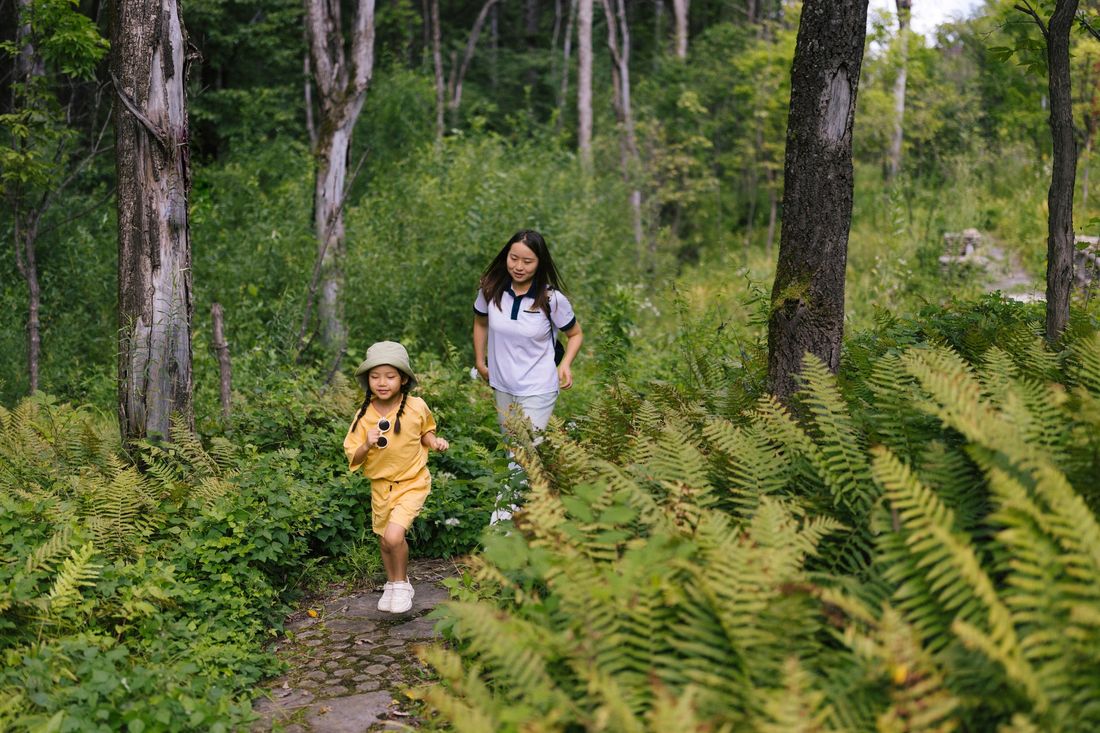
[
  {"x1": 557, "y1": 322, "x2": 583, "y2": 390},
  {"x1": 473, "y1": 314, "x2": 490, "y2": 381}
]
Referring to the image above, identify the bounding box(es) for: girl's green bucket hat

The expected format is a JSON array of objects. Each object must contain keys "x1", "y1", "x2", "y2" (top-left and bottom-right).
[{"x1": 354, "y1": 341, "x2": 418, "y2": 392}]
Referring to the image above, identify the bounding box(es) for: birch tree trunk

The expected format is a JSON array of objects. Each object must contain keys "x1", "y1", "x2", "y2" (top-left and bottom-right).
[
  {"x1": 1044, "y1": 0, "x2": 1079, "y2": 342},
  {"x1": 112, "y1": 0, "x2": 194, "y2": 442},
  {"x1": 303, "y1": 0, "x2": 376, "y2": 352},
  {"x1": 578, "y1": 0, "x2": 593, "y2": 169},
  {"x1": 887, "y1": 0, "x2": 911, "y2": 181},
  {"x1": 671, "y1": 0, "x2": 689, "y2": 59},
  {"x1": 767, "y1": 0, "x2": 868, "y2": 402},
  {"x1": 447, "y1": 0, "x2": 499, "y2": 116},
  {"x1": 600, "y1": 0, "x2": 644, "y2": 250}
]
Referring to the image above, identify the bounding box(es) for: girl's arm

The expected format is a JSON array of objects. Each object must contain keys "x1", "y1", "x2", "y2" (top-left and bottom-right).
[
  {"x1": 473, "y1": 314, "x2": 490, "y2": 381},
  {"x1": 557, "y1": 321, "x2": 584, "y2": 390},
  {"x1": 421, "y1": 431, "x2": 449, "y2": 452}
]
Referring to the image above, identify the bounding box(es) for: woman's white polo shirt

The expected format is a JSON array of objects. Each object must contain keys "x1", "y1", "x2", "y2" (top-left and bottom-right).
[{"x1": 474, "y1": 285, "x2": 576, "y2": 396}]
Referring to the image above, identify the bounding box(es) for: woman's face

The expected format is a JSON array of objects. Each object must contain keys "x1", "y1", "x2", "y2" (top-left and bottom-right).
[{"x1": 506, "y1": 242, "x2": 539, "y2": 287}]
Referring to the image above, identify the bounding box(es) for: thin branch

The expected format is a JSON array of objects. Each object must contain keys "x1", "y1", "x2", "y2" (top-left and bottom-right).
[{"x1": 1015, "y1": 1, "x2": 1049, "y2": 39}]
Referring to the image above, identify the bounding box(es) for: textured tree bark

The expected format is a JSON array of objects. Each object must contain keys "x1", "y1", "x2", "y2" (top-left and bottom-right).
[
  {"x1": 600, "y1": 0, "x2": 644, "y2": 249},
  {"x1": 577, "y1": 0, "x2": 593, "y2": 169},
  {"x1": 887, "y1": 0, "x2": 911, "y2": 181},
  {"x1": 211, "y1": 303, "x2": 232, "y2": 421},
  {"x1": 671, "y1": 0, "x2": 689, "y2": 59},
  {"x1": 767, "y1": 0, "x2": 868, "y2": 402},
  {"x1": 302, "y1": 0, "x2": 376, "y2": 352},
  {"x1": 112, "y1": 0, "x2": 194, "y2": 442},
  {"x1": 1045, "y1": 0, "x2": 1079, "y2": 342}
]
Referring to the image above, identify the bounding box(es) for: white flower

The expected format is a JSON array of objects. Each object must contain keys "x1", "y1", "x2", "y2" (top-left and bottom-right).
[{"x1": 444, "y1": 517, "x2": 461, "y2": 527}]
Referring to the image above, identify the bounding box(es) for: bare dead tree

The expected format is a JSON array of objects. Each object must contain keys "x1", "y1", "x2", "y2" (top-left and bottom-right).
[
  {"x1": 211, "y1": 303, "x2": 232, "y2": 421},
  {"x1": 112, "y1": 0, "x2": 195, "y2": 442},
  {"x1": 671, "y1": 0, "x2": 690, "y2": 59},
  {"x1": 431, "y1": 0, "x2": 445, "y2": 141},
  {"x1": 600, "y1": 0, "x2": 645, "y2": 250},
  {"x1": 301, "y1": 0, "x2": 377, "y2": 353},
  {"x1": 887, "y1": 0, "x2": 911, "y2": 181},
  {"x1": 578, "y1": 0, "x2": 593, "y2": 169},
  {"x1": 447, "y1": 0, "x2": 500, "y2": 116}
]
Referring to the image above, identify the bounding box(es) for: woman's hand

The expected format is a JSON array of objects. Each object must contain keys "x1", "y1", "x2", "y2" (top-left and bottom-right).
[
  {"x1": 366, "y1": 428, "x2": 381, "y2": 447},
  {"x1": 476, "y1": 363, "x2": 490, "y2": 382},
  {"x1": 557, "y1": 363, "x2": 573, "y2": 390},
  {"x1": 432, "y1": 436, "x2": 449, "y2": 452}
]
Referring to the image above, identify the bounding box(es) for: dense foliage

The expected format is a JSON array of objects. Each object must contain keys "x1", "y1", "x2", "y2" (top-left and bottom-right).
[
  {"x1": 5, "y1": 0, "x2": 1100, "y2": 729},
  {"x1": 420, "y1": 300, "x2": 1100, "y2": 732}
]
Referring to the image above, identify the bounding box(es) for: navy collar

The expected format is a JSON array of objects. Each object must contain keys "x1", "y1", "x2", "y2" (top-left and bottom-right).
[{"x1": 507, "y1": 280, "x2": 536, "y2": 299}]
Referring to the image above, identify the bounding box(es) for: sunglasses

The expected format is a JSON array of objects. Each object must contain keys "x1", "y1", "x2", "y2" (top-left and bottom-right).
[{"x1": 375, "y1": 417, "x2": 392, "y2": 448}]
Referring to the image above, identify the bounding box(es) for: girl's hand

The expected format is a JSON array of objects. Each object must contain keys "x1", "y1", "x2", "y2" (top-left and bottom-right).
[
  {"x1": 475, "y1": 363, "x2": 489, "y2": 382},
  {"x1": 366, "y1": 428, "x2": 381, "y2": 447},
  {"x1": 558, "y1": 363, "x2": 573, "y2": 390},
  {"x1": 432, "y1": 436, "x2": 449, "y2": 452}
]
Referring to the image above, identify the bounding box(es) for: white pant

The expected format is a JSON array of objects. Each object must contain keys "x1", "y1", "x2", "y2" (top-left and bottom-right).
[
  {"x1": 493, "y1": 390, "x2": 558, "y2": 432},
  {"x1": 489, "y1": 390, "x2": 556, "y2": 525}
]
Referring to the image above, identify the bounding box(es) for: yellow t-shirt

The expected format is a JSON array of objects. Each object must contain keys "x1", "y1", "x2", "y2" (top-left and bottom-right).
[{"x1": 343, "y1": 395, "x2": 437, "y2": 482}]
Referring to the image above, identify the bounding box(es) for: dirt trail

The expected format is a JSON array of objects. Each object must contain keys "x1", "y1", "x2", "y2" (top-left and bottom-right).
[{"x1": 252, "y1": 559, "x2": 459, "y2": 732}]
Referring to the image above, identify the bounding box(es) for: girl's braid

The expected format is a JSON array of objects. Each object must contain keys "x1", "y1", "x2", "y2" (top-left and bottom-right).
[
  {"x1": 350, "y1": 393, "x2": 371, "y2": 432},
  {"x1": 394, "y1": 387, "x2": 409, "y2": 434}
]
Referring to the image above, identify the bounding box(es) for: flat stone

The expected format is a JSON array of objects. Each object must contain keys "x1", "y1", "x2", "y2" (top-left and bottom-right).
[
  {"x1": 355, "y1": 680, "x2": 381, "y2": 692},
  {"x1": 382, "y1": 638, "x2": 405, "y2": 647},
  {"x1": 304, "y1": 691, "x2": 394, "y2": 733},
  {"x1": 304, "y1": 639, "x2": 325, "y2": 647},
  {"x1": 372, "y1": 654, "x2": 396, "y2": 664},
  {"x1": 323, "y1": 617, "x2": 380, "y2": 634},
  {"x1": 304, "y1": 670, "x2": 328, "y2": 681},
  {"x1": 352, "y1": 674, "x2": 371, "y2": 682},
  {"x1": 362, "y1": 664, "x2": 388, "y2": 676},
  {"x1": 328, "y1": 633, "x2": 351, "y2": 642},
  {"x1": 317, "y1": 685, "x2": 351, "y2": 698},
  {"x1": 332, "y1": 668, "x2": 353, "y2": 678},
  {"x1": 253, "y1": 687, "x2": 314, "y2": 713},
  {"x1": 389, "y1": 616, "x2": 439, "y2": 640}
]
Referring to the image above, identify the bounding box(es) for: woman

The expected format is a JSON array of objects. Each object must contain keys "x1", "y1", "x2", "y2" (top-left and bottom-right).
[{"x1": 473, "y1": 229, "x2": 583, "y2": 433}]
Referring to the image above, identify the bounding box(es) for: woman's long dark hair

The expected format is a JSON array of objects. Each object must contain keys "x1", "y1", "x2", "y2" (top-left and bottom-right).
[
  {"x1": 350, "y1": 377, "x2": 411, "y2": 434},
  {"x1": 479, "y1": 229, "x2": 567, "y2": 317}
]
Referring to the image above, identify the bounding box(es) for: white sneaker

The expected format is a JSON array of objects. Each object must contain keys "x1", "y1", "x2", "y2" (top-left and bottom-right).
[
  {"x1": 389, "y1": 580, "x2": 415, "y2": 613},
  {"x1": 377, "y1": 581, "x2": 395, "y2": 612}
]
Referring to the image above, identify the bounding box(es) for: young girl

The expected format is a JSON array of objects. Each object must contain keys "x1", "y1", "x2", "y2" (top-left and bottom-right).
[{"x1": 343, "y1": 341, "x2": 448, "y2": 613}]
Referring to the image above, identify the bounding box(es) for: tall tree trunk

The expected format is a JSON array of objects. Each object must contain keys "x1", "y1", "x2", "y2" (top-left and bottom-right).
[
  {"x1": 447, "y1": 0, "x2": 498, "y2": 116},
  {"x1": 525, "y1": 0, "x2": 540, "y2": 90},
  {"x1": 578, "y1": 0, "x2": 593, "y2": 169},
  {"x1": 601, "y1": 0, "x2": 644, "y2": 250},
  {"x1": 431, "y1": 0, "x2": 445, "y2": 142},
  {"x1": 887, "y1": 0, "x2": 910, "y2": 181},
  {"x1": 211, "y1": 302, "x2": 232, "y2": 421},
  {"x1": 1045, "y1": 0, "x2": 1079, "y2": 342},
  {"x1": 556, "y1": 0, "x2": 578, "y2": 130},
  {"x1": 13, "y1": 0, "x2": 44, "y2": 394},
  {"x1": 671, "y1": 0, "x2": 689, "y2": 59},
  {"x1": 303, "y1": 0, "x2": 377, "y2": 353},
  {"x1": 112, "y1": 0, "x2": 195, "y2": 442},
  {"x1": 767, "y1": 0, "x2": 868, "y2": 402}
]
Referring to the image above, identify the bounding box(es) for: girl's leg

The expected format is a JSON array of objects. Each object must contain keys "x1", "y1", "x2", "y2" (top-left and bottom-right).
[{"x1": 379, "y1": 521, "x2": 409, "y2": 581}]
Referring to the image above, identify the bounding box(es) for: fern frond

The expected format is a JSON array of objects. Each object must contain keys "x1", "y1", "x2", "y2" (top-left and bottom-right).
[
  {"x1": 24, "y1": 526, "x2": 73, "y2": 574},
  {"x1": 46, "y1": 543, "x2": 100, "y2": 613}
]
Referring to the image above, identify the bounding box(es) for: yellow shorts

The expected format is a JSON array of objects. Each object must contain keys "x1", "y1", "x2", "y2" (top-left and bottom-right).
[{"x1": 371, "y1": 468, "x2": 431, "y2": 535}]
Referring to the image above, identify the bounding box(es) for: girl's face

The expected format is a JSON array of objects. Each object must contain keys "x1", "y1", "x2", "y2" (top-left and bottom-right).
[
  {"x1": 368, "y1": 365, "x2": 407, "y2": 401},
  {"x1": 506, "y1": 242, "x2": 539, "y2": 287}
]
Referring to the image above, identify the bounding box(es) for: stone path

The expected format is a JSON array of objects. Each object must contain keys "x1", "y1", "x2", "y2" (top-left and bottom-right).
[{"x1": 252, "y1": 560, "x2": 458, "y2": 732}]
